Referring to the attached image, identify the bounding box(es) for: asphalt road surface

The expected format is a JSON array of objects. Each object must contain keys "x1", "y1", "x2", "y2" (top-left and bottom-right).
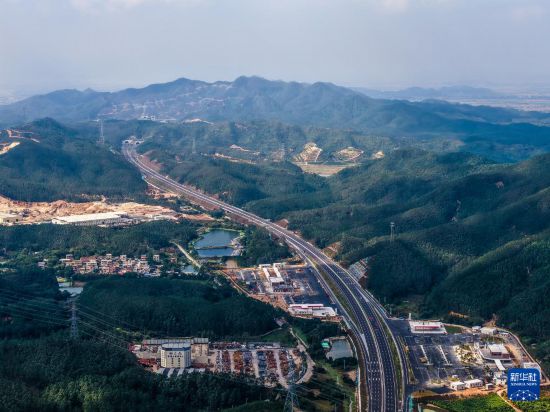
[{"x1": 123, "y1": 142, "x2": 405, "y2": 411}]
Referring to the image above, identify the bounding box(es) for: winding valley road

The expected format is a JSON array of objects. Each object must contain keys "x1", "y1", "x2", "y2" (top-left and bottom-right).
[{"x1": 123, "y1": 142, "x2": 406, "y2": 411}]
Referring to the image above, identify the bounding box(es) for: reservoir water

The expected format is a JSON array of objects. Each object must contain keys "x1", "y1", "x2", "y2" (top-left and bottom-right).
[{"x1": 194, "y1": 229, "x2": 240, "y2": 257}]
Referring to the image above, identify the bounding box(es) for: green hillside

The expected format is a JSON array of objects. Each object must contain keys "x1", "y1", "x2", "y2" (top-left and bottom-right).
[
  {"x1": 147, "y1": 146, "x2": 550, "y2": 371},
  {"x1": 116, "y1": 116, "x2": 549, "y2": 164},
  {"x1": 2, "y1": 76, "x2": 550, "y2": 161},
  {"x1": 0, "y1": 268, "x2": 281, "y2": 410},
  {"x1": 0, "y1": 118, "x2": 146, "y2": 201}
]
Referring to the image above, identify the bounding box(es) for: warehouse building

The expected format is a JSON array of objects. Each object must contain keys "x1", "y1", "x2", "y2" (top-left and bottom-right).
[
  {"x1": 52, "y1": 212, "x2": 127, "y2": 226},
  {"x1": 160, "y1": 343, "x2": 192, "y2": 369}
]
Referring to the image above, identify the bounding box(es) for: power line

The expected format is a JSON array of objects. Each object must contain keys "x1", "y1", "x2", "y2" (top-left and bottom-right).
[
  {"x1": 0, "y1": 305, "x2": 69, "y2": 328},
  {"x1": 70, "y1": 300, "x2": 78, "y2": 339},
  {"x1": 284, "y1": 366, "x2": 299, "y2": 412},
  {"x1": 0, "y1": 288, "x2": 351, "y2": 406},
  {"x1": 0, "y1": 291, "x2": 69, "y2": 313}
]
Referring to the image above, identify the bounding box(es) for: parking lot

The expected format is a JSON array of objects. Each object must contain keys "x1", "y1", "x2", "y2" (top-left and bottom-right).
[{"x1": 154, "y1": 343, "x2": 304, "y2": 388}]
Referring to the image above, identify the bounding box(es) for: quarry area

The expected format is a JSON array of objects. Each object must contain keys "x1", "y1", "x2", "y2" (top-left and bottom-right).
[
  {"x1": 333, "y1": 146, "x2": 363, "y2": 161},
  {"x1": 0, "y1": 195, "x2": 178, "y2": 225},
  {"x1": 293, "y1": 142, "x2": 323, "y2": 162}
]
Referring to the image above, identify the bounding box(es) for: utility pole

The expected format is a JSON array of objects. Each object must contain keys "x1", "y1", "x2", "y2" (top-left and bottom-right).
[
  {"x1": 390, "y1": 222, "x2": 395, "y2": 242},
  {"x1": 284, "y1": 364, "x2": 298, "y2": 412},
  {"x1": 70, "y1": 300, "x2": 78, "y2": 339}
]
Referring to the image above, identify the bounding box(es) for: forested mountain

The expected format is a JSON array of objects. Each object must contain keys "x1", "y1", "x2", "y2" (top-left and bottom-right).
[
  {"x1": 2, "y1": 77, "x2": 550, "y2": 162},
  {"x1": 0, "y1": 268, "x2": 282, "y2": 410},
  {"x1": 0, "y1": 118, "x2": 146, "y2": 201},
  {"x1": 88, "y1": 114, "x2": 546, "y2": 163},
  {"x1": 147, "y1": 146, "x2": 550, "y2": 370}
]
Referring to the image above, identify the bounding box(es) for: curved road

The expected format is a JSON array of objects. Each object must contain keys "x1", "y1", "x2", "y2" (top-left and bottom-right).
[{"x1": 123, "y1": 142, "x2": 405, "y2": 411}]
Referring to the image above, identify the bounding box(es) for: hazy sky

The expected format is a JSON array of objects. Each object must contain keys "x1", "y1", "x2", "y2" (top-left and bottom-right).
[{"x1": 1, "y1": 0, "x2": 550, "y2": 95}]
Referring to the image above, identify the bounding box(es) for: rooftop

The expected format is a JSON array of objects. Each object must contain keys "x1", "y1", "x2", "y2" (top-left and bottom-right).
[
  {"x1": 0, "y1": 212, "x2": 18, "y2": 218},
  {"x1": 53, "y1": 212, "x2": 123, "y2": 223},
  {"x1": 161, "y1": 343, "x2": 191, "y2": 351}
]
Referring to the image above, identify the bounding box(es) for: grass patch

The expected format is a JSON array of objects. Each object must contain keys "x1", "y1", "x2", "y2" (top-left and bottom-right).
[
  {"x1": 445, "y1": 325, "x2": 465, "y2": 334},
  {"x1": 256, "y1": 328, "x2": 296, "y2": 346},
  {"x1": 292, "y1": 326, "x2": 309, "y2": 347},
  {"x1": 298, "y1": 360, "x2": 356, "y2": 412},
  {"x1": 514, "y1": 388, "x2": 550, "y2": 412}
]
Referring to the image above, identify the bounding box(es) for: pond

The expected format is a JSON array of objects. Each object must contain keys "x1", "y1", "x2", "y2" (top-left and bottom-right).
[{"x1": 194, "y1": 229, "x2": 241, "y2": 258}]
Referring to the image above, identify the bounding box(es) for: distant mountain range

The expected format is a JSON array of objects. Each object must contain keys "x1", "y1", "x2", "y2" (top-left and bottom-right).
[
  {"x1": 1, "y1": 76, "x2": 549, "y2": 127},
  {"x1": 1, "y1": 76, "x2": 550, "y2": 161},
  {"x1": 353, "y1": 85, "x2": 507, "y2": 100}
]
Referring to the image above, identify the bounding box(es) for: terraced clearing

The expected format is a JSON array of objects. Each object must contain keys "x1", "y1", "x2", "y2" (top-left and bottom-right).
[{"x1": 294, "y1": 162, "x2": 355, "y2": 176}]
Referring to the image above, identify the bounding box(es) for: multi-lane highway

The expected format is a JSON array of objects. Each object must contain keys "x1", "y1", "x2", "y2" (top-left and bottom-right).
[{"x1": 123, "y1": 142, "x2": 405, "y2": 411}]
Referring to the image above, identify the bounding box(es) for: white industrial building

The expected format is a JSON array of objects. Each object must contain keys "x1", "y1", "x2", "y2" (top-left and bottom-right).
[
  {"x1": 160, "y1": 343, "x2": 192, "y2": 369},
  {"x1": 259, "y1": 263, "x2": 287, "y2": 289},
  {"x1": 464, "y1": 379, "x2": 483, "y2": 388},
  {"x1": 450, "y1": 381, "x2": 466, "y2": 391},
  {"x1": 0, "y1": 212, "x2": 19, "y2": 225},
  {"x1": 480, "y1": 327, "x2": 498, "y2": 336},
  {"x1": 288, "y1": 303, "x2": 336, "y2": 318},
  {"x1": 52, "y1": 212, "x2": 126, "y2": 226},
  {"x1": 262, "y1": 266, "x2": 284, "y2": 286},
  {"x1": 487, "y1": 344, "x2": 509, "y2": 358},
  {"x1": 409, "y1": 320, "x2": 446, "y2": 334}
]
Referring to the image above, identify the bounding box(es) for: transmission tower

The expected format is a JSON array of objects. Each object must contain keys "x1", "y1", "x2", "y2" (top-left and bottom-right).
[
  {"x1": 390, "y1": 222, "x2": 395, "y2": 242},
  {"x1": 70, "y1": 300, "x2": 79, "y2": 339},
  {"x1": 99, "y1": 119, "x2": 105, "y2": 145},
  {"x1": 284, "y1": 365, "x2": 298, "y2": 412},
  {"x1": 191, "y1": 135, "x2": 197, "y2": 155}
]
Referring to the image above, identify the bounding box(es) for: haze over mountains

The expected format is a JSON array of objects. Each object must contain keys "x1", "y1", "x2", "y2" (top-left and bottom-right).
[
  {"x1": 1, "y1": 75, "x2": 550, "y2": 374},
  {"x1": 2, "y1": 76, "x2": 550, "y2": 162},
  {"x1": 353, "y1": 85, "x2": 507, "y2": 101}
]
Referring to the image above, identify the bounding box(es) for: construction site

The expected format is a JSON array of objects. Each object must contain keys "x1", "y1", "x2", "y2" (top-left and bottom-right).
[
  {"x1": 0, "y1": 195, "x2": 181, "y2": 226},
  {"x1": 391, "y1": 319, "x2": 547, "y2": 396},
  {"x1": 222, "y1": 262, "x2": 339, "y2": 320}
]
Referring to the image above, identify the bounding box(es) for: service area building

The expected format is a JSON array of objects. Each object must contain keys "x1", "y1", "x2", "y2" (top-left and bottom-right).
[
  {"x1": 409, "y1": 320, "x2": 446, "y2": 334},
  {"x1": 288, "y1": 304, "x2": 337, "y2": 318}
]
